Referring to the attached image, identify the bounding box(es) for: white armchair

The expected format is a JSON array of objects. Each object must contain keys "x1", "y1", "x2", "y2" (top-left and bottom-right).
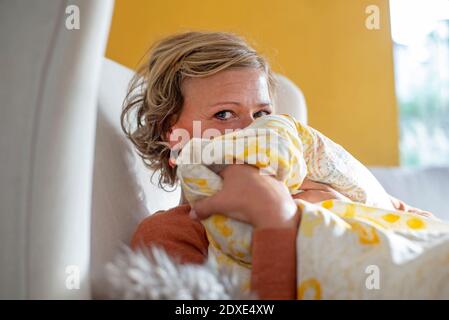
[{"x1": 0, "y1": 0, "x2": 114, "y2": 299}]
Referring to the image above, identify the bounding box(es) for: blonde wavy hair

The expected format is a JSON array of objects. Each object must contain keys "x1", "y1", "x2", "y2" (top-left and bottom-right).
[{"x1": 121, "y1": 31, "x2": 276, "y2": 190}]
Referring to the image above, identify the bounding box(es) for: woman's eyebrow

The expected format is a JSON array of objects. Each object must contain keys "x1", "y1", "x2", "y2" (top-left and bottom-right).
[
  {"x1": 209, "y1": 101, "x2": 272, "y2": 107},
  {"x1": 210, "y1": 101, "x2": 240, "y2": 107}
]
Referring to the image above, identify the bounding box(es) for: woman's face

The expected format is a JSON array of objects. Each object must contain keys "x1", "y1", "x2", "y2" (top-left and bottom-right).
[{"x1": 167, "y1": 67, "x2": 273, "y2": 148}]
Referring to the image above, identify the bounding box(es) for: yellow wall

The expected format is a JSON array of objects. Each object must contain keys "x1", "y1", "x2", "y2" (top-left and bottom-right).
[{"x1": 106, "y1": 0, "x2": 399, "y2": 166}]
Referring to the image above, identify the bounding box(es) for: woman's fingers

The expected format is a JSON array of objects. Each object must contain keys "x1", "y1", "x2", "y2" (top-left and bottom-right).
[
  {"x1": 300, "y1": 178, "x2": 332, "y2": 191},
  {"x1": 191, "y1": 190, "x2": 229, "y2": 220},
  {"x1": 189, "y1": 165, "x2": 300, "y2": 229},
  {"x1": 390, "y1": 195, "x2": 435, "y2": 219},
  {"x1": 292, "y1": 190, "x2": 335, "y2": 203},
  {"x1": 408, "y1": 207, "x2": 435, "y2": 218},
  {"x1": 293, "y1": 186, "x2": 351, "y2": 203}
]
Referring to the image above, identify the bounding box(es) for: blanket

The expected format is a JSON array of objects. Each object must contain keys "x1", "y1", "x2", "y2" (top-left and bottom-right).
[{"x1": 175, "y1": 114, "x2": 449, "y2": 299}]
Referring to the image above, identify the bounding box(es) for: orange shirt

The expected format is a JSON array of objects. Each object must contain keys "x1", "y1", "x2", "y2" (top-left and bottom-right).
[{"x1": 131, "y1": 204, "x2": 297, "y2": 299}]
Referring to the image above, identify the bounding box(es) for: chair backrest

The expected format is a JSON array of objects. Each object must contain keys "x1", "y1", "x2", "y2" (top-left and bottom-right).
[
  {"x1": 90, "y1": 58, "x2": 309, "y2": 296},
  {"x1": 0, "y1": 0, "x2": 114, "y2": 299}
]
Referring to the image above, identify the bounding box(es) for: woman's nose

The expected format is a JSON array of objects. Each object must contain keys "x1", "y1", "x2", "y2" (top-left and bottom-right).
[{"x1": 240, "y1": 114, "x2": 255, "y2": 129}]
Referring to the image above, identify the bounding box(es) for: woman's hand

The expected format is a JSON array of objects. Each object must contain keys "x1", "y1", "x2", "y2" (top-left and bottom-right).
[
  {"x1": 293, "y1": 178, "x2": 351, "y2": 203},
  {"x1": 190, "y1": 164, "x2": 300, "y2": 230},
  {"x1": 390, "y1": 195, "x2": 435, "y2": 218}
]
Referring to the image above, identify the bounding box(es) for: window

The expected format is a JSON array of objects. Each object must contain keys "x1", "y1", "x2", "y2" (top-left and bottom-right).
[{"x1": 390, "y1": 0, "x2": 449, "y2": 166}]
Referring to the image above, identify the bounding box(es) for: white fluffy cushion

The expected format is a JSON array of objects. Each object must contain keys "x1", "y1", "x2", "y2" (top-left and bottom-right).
[{"x1": 102, "y1": 246, "x2": 254, "y2": 299}]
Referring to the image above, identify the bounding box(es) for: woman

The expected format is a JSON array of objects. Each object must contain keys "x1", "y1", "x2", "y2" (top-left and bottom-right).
[{"x1": 121, "y1": 31, "x2": 428, "y2": 300}]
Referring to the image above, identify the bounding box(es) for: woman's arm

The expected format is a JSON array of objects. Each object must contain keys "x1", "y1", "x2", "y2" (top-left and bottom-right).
[
  {"x1": 292, "y1": 179, "x2": 435, "y2": 218},
  {"x1": 131, "y1": 203, "x2": 298, "y2": 299},
  {"x1": 132, "y1": 171, "x2": 349, "y2": 300},
  {"x1": 251, "y1": 228, "x2": 297, "y2": 299},
  {"x1": 191, "y1": 165, "x2": 300, "y2": 299},
  {"x1": 131, "y1": 204, "x2": 209, "y2": 264}
]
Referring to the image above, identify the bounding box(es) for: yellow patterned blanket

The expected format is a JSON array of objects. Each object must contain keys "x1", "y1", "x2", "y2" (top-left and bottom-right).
[{"x1": 176, "y1": 114, "x2": 449, "y2": 299}]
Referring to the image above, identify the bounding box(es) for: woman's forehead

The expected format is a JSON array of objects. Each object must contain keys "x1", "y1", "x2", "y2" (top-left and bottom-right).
[{"x1": 182, "y1": 68, "x2": 270, "y2": 104}]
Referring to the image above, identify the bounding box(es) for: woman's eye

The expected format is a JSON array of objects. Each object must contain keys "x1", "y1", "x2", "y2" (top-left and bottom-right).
[
  {"x1": 214, "y1": 110, "x2": 234, "y2": 120},
  {"x1": 253, "y1": 110, "x2": 271, "y2": 118}
]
